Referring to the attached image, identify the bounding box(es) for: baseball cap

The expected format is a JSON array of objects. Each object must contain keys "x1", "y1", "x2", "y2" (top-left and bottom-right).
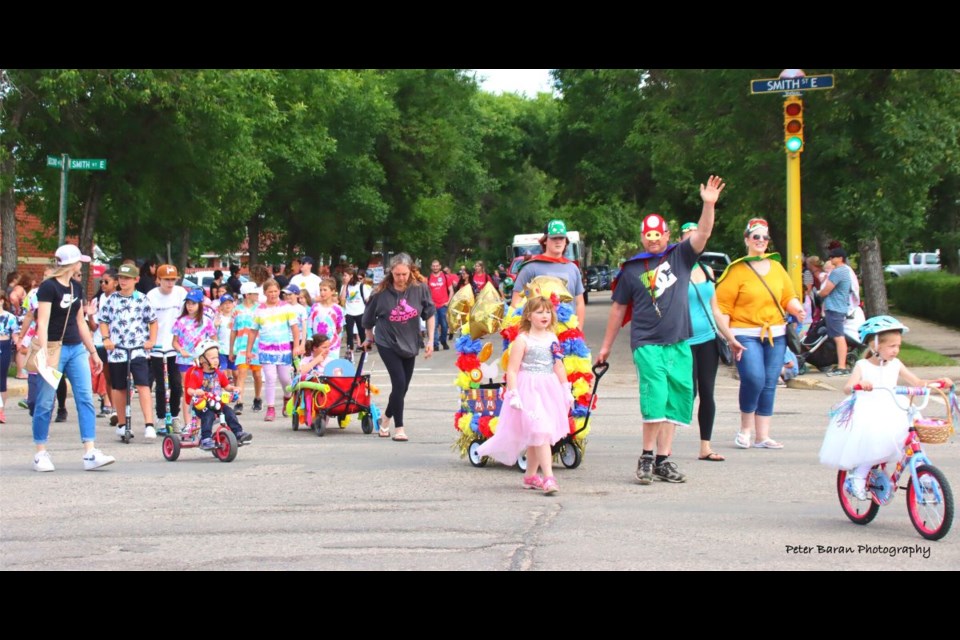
[
  {"x1": 300, "y1": 256, "x2": 315, "y2": 265},
  {"x1": 185, "y1": 289, "x2": 205, "y2": 303},
  {"x1": 240, "y1": 282, "x2": 258, "y2": 296},
  {"x1": 544, "y1": 219, "x2": 568, "y2": 238},
  {"x1": 117, "y1": 264, "x2": 139, "y2": 278},
  {"x1": 157, "y1": 264, "x2": 179, "y2": 279},
  {"x1": 282, "y1": 283, "x2": 301, "y2": 295},
  {"x1": 680, "y1": 222, "x2": 698, "y2": 233},
  {"x1": 219, "y1": 293, "x2": 235, "y2": 304},
  {"x1": 642, "y1": 214, "x2": 668, "y2": 240},
  {"x1": 55, "y1": 244, "x2": 91, "y2": 266}
]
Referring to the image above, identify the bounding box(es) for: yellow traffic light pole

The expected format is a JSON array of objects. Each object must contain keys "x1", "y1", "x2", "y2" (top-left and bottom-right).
[
  {"x1": 783, "y1": 95, "x2": 804, "y2": 294},
  {"x1": 786, "y1": 144, "x2": 802, "y2": 295}
]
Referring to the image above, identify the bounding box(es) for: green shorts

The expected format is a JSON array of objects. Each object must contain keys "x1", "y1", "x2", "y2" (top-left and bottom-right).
[{"x1": 632, "y1": 342, "x2": 694, "y2": 426}]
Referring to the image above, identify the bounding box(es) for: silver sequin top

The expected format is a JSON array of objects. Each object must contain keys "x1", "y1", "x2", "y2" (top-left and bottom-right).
[{"x1": 520, "y1": 333, "x2": 559, "y2": 374}]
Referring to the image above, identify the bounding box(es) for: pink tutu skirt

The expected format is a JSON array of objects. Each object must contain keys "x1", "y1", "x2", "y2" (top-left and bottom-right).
[{"x1": 476, "y1": 371, "x2": 570, "y2": 465}]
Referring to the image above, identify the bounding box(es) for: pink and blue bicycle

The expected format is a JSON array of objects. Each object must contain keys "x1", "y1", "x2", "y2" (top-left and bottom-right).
[{"x1": 837, "y1": 384, "x2": 957, "y2": 541}]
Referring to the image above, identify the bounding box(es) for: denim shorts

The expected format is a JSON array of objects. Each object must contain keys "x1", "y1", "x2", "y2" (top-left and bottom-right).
[{"x1": 824, "y1": 310, "x2": 846, "y2": 338}]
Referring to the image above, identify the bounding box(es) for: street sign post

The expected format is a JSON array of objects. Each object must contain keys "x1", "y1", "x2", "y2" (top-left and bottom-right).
[
  {"x1": 46, "y1": 154, "x2": 108, "y2": 244},
  {"x1": 750, "y1": 74, "x2": 835, "y2": 95}
]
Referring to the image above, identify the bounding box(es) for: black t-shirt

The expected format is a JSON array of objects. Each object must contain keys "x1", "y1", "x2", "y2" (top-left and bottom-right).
[
  {"x1": 227, "y1": 275, "x2": 242, "y2": 296},
  {"x1": 274, "y1": 274, "x2": 289, "y2": 290},
  {"x1": 37, "y1": 278, "x2": 84, "y2": 344}
]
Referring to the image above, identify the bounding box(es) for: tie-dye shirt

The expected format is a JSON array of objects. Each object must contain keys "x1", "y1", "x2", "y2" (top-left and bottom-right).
[
  {"x1": 232, "y1": 303, "x2": 260, "y2": 367},
  {"x1": 172, "y1": 315, "x2": 217, "y2": 366},
  {"x1": 254, "y1": 302, "x2": 298, "y2": 365},
  {"x1": 307, "y1": 302, "x2": 344, "y2": 354}
]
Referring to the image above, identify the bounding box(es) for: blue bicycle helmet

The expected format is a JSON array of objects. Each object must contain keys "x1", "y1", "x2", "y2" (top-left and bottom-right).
[{"x1": 858, "y1": 314, "x2": 909, "y2": 344}]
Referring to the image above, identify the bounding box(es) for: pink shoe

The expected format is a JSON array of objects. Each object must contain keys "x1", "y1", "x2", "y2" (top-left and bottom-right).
[
  {"x1": 265, "y1": 406, "x2": 276, "y2": 422},
  {"x1": 522, "y1": 475, "x2": 544, "y2": 490},
  {"x1": 542, "y1": 477, "x2": 559, "y2": 495}
]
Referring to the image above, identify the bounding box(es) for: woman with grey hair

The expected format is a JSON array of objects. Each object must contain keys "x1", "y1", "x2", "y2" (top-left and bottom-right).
[{"x1": 361, "y1": 253, "x2": 436, "y2": 442}]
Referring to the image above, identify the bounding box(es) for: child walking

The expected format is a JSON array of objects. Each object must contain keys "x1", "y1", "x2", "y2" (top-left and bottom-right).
[
  {"x1": 214, "y1": 293, "x2": 237, "y2": 385},
  {"x1": 184, "y1": 340, "x2": 252, "y2": 450},
  {"x1": 98, "y1": 263, "x2": 159, "y2": 441},
  {"x1": 819, "y1": 315, "x2": 954, "y2": 499},
  {"x1": 477, "y1": 296, "x2": 574, "y2": 495},
  {"x1": 0, "y1": 291, "x2": 21, "y2": 423},
  {"x1": 230, "y1": 282, "x2": 263, "y2": 414},
  {"x1": 172, "y1": 288, "x2": 217, "y2": 420},
  {"x1": 308, "y1": 277, "x2": 344, "y2": 365},
  {"x1": 248, "y1": 278, "x2": 302, "y2": 421}
]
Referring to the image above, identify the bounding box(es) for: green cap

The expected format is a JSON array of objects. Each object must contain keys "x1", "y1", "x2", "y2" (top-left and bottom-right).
[
  {"x1": 680, "y1": 222, "x2": 698, "y2": 233},
  {"x1": 545, "y1": 219, "x2": 568, "y2": 238},
  {"x1": 117, "y1": 264, "x2": 139, "y2": 278}
]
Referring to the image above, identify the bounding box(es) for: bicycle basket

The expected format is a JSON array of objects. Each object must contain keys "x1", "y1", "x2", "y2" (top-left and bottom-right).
[{"x1": 913, "y1": 388, "x2": 954, "y2": 444}]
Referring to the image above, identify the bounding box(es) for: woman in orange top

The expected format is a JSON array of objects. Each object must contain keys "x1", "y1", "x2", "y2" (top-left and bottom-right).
[{"x1": 715, "y1": 218, "x2": 805, "y2": 450}]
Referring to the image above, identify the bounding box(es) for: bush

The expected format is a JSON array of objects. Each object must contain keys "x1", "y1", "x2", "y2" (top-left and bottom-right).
[{"x1": 888, "y1": 272, "x2": 960, "y2": 329}]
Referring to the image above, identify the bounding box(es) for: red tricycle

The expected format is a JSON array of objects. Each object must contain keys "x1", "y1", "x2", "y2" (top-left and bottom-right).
[{"x1": 161, "y1": 390, "x2": 248, "y2": 462}]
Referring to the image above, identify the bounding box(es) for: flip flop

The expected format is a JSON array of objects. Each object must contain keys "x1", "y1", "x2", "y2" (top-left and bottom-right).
[
  {"x1": 392, "y1": 433, "x2": 409, "y2": 442},
  {"x1": 698, "y1": 452, "x2": 725, "y2": 461},
  {"x1": 754, "y1": 439, "x2": 784, "y2": 449},
  {"x1": 378, "y1": 427, "x2": 391, "y2": 438},
  {"x1": 734, "y1": 432, "x2": 751, "y2": 449}
]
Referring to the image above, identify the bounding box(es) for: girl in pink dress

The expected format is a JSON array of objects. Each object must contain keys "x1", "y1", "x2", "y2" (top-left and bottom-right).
[{"x1": 477, "y1": 296, "x2": 574, "y2": 495}]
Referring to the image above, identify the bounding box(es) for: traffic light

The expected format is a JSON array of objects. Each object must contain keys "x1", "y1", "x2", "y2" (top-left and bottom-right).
[{"x1": 784, "y1": 96, "x2": 804, "y2": 153}]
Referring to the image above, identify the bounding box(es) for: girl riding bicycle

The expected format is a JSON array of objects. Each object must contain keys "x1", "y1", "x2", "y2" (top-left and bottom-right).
[{"x1": 819, "y1": 315, "x2": 953, "y2": 500}]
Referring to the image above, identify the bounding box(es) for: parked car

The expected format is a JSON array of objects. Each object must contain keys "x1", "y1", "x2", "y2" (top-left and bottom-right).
[
  {"x1": 699, "y1": 252, "x2": 731, "y2": 276},
  {"x1": 884, "y1": 252, "x2": 940, "y2": 278},
  {"x1": 185, "y1": 270, "x2": 248, "y2": 291}
]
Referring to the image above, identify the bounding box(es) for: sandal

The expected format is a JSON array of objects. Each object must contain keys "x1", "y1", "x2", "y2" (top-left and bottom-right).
[
  {"x1": 392, "y1": 430, "x2": 409, "y2": 442},
  {"x1": 754, "y1": 438, "x2": 784, "y2": 449},
  {"x1": 378, "y1": 416, "x2": 392, "y2": 438},
  {"x1": 698, "y1": 451, "x2": 725, "y2": 461},
  {"x1": 734, "y1": 432, "x2": 751, "y2": 449}
]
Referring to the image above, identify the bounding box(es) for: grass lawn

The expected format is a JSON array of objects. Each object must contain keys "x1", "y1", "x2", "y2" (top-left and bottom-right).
[{"x1": 898, "y1": 342, "x2": 958, "y2": 367}]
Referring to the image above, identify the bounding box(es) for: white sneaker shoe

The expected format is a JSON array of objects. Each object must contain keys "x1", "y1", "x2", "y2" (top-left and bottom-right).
[
  {"x1": 144, "y1": 426, "x2": 157, "y2": 441},
  {"x1": 33, "y1": 450, "x2": 55, "y2": 472},
  {"x1": 83, "y1": 449, "x2": 116, "y2": 470},
  {"x1": 171, "y1": 416, "x2": 183, "y2": 434},
  {"x1": 115, "y1": 425, "x2": 126, "y2": 438}
]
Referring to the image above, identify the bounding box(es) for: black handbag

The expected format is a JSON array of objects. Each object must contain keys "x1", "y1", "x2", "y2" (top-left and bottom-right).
[
  {"x1": 745, "y1": 262, "x2": 803, "y2": 355},
  {"x1": 691, "y1": 268, "x2": 734, "y2": 366}
]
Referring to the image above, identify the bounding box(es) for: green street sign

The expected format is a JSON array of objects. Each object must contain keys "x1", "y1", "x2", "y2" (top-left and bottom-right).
[
  {"x1": 46, "y1": 156, "x2": 63, "y2": 168},
  {"x1": 69, "y1": 158, "x2": 107, "y2": 171}
]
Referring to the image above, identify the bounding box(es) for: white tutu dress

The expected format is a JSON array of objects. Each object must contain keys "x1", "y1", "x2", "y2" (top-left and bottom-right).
[
  {"x1": 476, "y1": 333, "x2": 570, "y2": 465},
  {"x1": 819, "y1": 358, "x2": 909, "y2": 470}
]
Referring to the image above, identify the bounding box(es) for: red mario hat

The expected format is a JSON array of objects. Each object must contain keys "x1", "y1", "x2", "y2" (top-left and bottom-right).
[{"x1": 642, "y1": 214, "x2": 668, "y2": 241}]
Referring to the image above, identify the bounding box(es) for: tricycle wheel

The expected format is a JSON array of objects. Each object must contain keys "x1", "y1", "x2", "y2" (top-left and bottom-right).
[
  {"x1": 517, "y1": 452, "x2": 528, "y2": 473},
  {"x1": 213, "y1": 429, "x2": 238, "y2": 463},
  {"x1": 162, "y1": 435, "x2": 180, "y2": 462}
]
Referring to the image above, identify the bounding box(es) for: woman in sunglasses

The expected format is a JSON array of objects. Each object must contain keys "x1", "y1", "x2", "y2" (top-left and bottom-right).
[{"x1": 715, "y1": 218, "x2": 805, "y2": 450}]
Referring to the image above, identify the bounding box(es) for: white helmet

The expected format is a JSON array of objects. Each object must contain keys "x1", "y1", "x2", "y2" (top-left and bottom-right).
[{"x1": 194, "y1": 339, "x2": 221, "y2": 361}]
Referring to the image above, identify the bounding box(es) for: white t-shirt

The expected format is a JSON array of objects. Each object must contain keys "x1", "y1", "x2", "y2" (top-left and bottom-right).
[
  {"x1": 342, "y1": 282, "x2": 370, "y2": 316},
  {"x1": 146, "y1": 285, "x2": 187, "y2": 356},
  {"x1": 290, "y1": 272, "x2": 322, "y2": 300},
  {"x1": 92, "y1": 292, "x2": 108, "y2": 347}
]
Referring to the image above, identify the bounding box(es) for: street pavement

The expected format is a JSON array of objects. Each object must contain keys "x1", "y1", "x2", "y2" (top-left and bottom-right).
[{"x1": 2, "y1": 291, "x2": 958, "y2": 570}]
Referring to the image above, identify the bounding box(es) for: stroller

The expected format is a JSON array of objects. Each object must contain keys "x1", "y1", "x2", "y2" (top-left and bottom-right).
[{"x1": 797, "y1": 309, "x2": 866, "y2": 373}]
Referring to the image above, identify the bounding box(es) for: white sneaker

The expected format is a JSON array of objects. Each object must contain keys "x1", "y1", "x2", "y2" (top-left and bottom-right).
[
  {"x1": 33, "y1": 451, "x2": 55, "y2": 472},
  {"x1": 83, "y1": 449, "x2": 115, "y2": 470},
  {"x1": 144, "y1": 426, "x2": 157, "y2": 441},
  {"x1": 171, "y1": 416, "x2": 182, "y2": 434},
  {"x1": 115, "y1": 425, "x2": 127, "y2": 438}
]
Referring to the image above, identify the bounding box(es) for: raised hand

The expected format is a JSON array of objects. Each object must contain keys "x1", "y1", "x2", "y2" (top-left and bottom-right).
[{"x1": 700, "y1": 175, "x2": 726, "y2": 205}]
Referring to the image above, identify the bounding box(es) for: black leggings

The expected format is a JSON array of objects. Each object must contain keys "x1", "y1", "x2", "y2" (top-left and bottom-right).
[
  {"x1": 691, "y1": 339, "x2": 719, "y2": 442},
  {"x1": 57, "y1": 377, "x2": 67, "y2": 409},
  {"x1": 344, "y1": 315, "x2": 364, "y2": 349},
  {"x1": 378, "y1": 345, "x2": 416, "y2": 428},
  {"x1": 150, "y1": 355, "x2": 182, "y2": 418}
]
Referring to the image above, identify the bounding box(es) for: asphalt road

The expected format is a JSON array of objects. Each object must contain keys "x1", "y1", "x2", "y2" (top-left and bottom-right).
[{"x1": 2, "y1": 291, "x2": 958, "y2": 570}]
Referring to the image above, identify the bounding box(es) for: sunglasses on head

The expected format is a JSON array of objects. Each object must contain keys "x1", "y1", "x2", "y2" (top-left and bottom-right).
[{"x1": 751, "y1": 234, "x2": 771, "y2": 241}]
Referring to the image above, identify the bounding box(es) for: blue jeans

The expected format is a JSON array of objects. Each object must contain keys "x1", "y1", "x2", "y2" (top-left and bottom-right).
[
  {"x1": 734, "y1": 335, "x2": 786, "y2": 417},
  {"x1": 32, "y1": 343, "x2": 97, "y2": 444},
  {"x1": 434, "y1": 305, "x2": 449, "y2": 349}
]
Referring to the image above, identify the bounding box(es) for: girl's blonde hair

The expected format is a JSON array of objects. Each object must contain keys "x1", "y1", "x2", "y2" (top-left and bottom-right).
[
  {"x1": 519, "y1": 296, "x2": 557, "y2": 334},
  {"x1": 298, "y1": 289, "x2": 313, "y2": 307}
]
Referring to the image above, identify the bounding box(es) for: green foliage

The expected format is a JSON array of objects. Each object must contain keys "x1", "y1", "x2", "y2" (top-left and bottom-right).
[
  {"x1": 897, "y1": 343, "x2": 957, "y2": 368},
  {"x1": 888, "y1": 272, "x2": 960, "y2": 328}
]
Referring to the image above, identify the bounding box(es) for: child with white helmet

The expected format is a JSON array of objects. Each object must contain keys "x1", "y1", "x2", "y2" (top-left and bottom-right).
[
  {"x1": 819, "y1": 315, "x2": 953, "y2": 499},
  {"x1": 184, "y1": 339, "x2": 252, "y2": 450}
]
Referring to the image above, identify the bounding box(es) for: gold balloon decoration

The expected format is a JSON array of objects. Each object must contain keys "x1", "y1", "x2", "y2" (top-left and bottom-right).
[
  {"x1": 478, "y1": 342, "x2": 493, "y2": 363},
  {"x1": 468, "y1": 283, "x2": 505, "y2": 339},
  {"x1": 447, "y1": 285, "x2": 475, "y2": 333},
  {"x1": 523, "y1": 275, "x2": 573, "y2": 303}
]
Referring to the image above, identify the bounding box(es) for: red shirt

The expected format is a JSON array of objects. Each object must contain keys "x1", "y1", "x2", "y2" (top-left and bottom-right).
[
  {"x1": 427, "y1": 272, "x2": 451, "y2": 307},
  {"x1": 184, "y1": 366, "x2": 230, "y2": 397}
]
